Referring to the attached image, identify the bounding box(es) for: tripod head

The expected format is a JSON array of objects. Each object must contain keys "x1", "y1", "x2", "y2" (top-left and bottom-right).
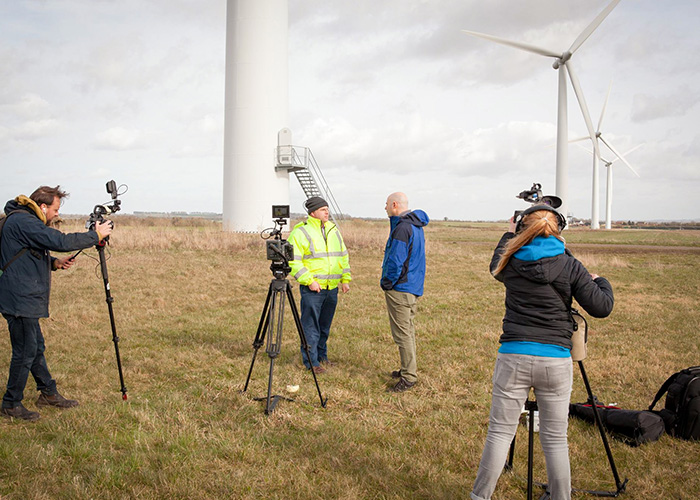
[
  {"x1": 261, "y1": 205, "x2": 294, "y2": 280},
  {"x1": 86, "y1": 180, "x2": 127, "y2": 242}
]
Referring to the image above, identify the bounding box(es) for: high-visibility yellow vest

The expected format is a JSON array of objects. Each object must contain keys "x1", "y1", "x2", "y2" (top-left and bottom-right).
[{"x1": 288, "y1": 216, "x2": 351, "y2": 290}]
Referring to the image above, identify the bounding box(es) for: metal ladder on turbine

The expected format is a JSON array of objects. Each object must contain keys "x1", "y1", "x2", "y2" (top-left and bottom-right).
[{"x1": 276, "y1": 145, "x2": 344, "y2": 224}]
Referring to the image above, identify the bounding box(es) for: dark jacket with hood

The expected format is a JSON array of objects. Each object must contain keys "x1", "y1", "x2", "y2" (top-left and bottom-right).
[
  {"x1": 490, "y1": 232, "x2": 614, "y2": 349},
  {"x1": 0, "y1": 196, "x2": 100, "y2": 318},
  {"x1": 381, "y1": 209, "x2": 429, "y2": 296}
]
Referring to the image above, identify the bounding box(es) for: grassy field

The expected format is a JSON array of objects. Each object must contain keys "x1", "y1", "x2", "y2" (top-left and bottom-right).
[{"x1": 0, "y1": 218, "x2": 698, "y2": 499}]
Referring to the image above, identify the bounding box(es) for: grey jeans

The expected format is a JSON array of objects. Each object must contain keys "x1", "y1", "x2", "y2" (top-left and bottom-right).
[{"x1": 471, "y1": 353, "x2": 573, "y2": 500}]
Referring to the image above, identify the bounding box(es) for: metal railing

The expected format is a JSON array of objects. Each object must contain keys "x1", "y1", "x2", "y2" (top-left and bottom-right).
[{"x1": 276, "y1": 145, "x2": 344, "y2": 225}]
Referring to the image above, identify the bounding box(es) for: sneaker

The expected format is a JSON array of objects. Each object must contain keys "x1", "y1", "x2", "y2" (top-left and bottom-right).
[
  {"x1": 320, "y1": 359, "x2": 334, "y2": 367},
  {"x1": 390, "y1": 370, "x2": 401, "y2": 379},
  {"x1": 36, "y1": 392, "x2": 79, "y2": 409},
  {"x1": 311, "y1": 365, "x2": 327, "y2": 374},
  {"x1": 1, "y1": 404, "x2": 40, "y2": 421},
  {"x1": 388, "y1": 377, "x2": 415, "y2": 393}
]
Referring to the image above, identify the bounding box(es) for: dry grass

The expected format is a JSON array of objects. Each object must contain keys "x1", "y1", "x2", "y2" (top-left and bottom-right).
[{"x1": 0, "y1": 218, "x2": 698, "y2": 499}]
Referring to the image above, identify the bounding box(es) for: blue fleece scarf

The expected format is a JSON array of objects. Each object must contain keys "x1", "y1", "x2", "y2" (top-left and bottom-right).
[{"x1": 513, "y1": 235, "x2": 565, "y2": 261}]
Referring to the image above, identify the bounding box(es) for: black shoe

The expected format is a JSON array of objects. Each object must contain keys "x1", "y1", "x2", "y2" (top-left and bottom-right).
[
  {"x1": 388, "y1": 377, "x2": 415, "y2": 393},
  {"x1": 1, "y1": 404, "x2": 40, "y2": 421},
  {"x1": 36, "y1": 392, "x2": 79, "y2": 409},
  {"x1": 390, "y1": 370, "x2": 401, "y2": 379}
]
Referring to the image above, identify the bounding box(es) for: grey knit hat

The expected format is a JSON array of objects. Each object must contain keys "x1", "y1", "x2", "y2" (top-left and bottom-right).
[{"x1": 304, "y1": 196, "x2": 328, "y2": 214}]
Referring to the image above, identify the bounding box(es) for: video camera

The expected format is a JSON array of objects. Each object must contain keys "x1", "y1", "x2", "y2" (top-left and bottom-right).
[
  {"x1": 513, "y1": 182, "x2": 562, "y2": 220},
  {"x1": 262, "y1": 205, "x2": 294, "y2": 278},
  {"x1": 86, "y1": 180, "x2": 126, "y2": 236}
]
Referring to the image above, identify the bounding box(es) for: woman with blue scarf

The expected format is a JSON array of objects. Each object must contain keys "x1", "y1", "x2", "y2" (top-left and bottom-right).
[{"x1": 470, "y1": 206, "x2": 614, "y2": 500}]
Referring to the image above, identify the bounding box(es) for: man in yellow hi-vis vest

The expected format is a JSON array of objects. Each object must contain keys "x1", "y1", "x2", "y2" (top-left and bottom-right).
[{"x1": 288, "y1": 197, "x2": 351, "y2": 374}]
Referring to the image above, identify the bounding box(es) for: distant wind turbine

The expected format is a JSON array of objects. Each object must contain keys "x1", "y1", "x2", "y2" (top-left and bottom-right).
[
  {"x1": 601, "y1": 146, "x2": 641, "y2": 229},
  {"x1": 462, "y1": 0, "x2": 622, "y2": 223},
  {"x1": 571, "y1": 81, "x2": 641, "y2": 229},
  {"x1": 575, "y1": 142, "x2": 642, "y2": 230}
]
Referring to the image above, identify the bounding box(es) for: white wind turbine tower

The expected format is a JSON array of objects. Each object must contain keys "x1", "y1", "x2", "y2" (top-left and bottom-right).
[
  {"x1": 571, "y1": 81, "x2": 641, "y2": 229},
  {"x1": 462, "y1": 0, "x2": 622, "y2": 224},
  {"x1": 601, "y1": 146, "x2": 641, "y2": 229}
]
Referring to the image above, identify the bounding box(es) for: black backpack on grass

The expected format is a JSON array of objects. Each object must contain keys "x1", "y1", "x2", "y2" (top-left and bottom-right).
[{"x1": 648, "y1": 366, "x2": 700, "y2": 441}]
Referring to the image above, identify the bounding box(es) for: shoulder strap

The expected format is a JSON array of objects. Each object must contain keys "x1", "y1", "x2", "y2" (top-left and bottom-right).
[
  {"x1": 1, "y1": 248, "x2": 28, "y2": 272},
  {"x1": 0, "y1": 210, "x2": 30, "y2": 273},
  {"x1": 547, "y1": 282, "x2": 581, "y2": 330},
  {"x1": 649, "y1": 372, "x2": 682, "y2": 411}
]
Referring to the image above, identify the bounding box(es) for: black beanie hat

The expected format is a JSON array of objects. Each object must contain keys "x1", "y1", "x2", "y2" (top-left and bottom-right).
[{"x1": 305, "y1": 196, "x2": 328, "y2": 214}]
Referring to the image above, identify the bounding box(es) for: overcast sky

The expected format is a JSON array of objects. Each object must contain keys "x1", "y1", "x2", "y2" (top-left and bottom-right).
[{"x1": 2, "y1": 0, "x2": 699, "y2": 222}]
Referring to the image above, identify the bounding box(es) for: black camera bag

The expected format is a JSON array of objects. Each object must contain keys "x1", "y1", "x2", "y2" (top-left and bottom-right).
[
  {"x1": 648, "y1": 366, "x2": 700, "y2": 441},
  {"x1": 569, "y1": 403, "x2": 665, "y2": 446}
]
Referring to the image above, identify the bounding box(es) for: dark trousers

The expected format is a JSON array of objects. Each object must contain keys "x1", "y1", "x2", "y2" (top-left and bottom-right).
[
  {"x1": 2, "y1": 314, "x2": 56, "y2": 408},
  {"x1": 299, "y1": 286, "x2": 338, "y2": 368}
]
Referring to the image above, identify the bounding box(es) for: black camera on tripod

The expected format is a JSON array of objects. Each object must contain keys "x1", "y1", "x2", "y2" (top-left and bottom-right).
[
  {"x1": 513, "y1": 183, "x2": 562, "y2": 220},
  {"x1": 85, "y1": 180, "x2": 125, "y2": 235},
  {"x1": 262, "y1": 205, "x2": 294, "y2": 276}
]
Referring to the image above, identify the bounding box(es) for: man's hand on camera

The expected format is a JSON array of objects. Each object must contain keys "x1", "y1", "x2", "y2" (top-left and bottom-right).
[
  {"x1": 309, "y1": 281, "x2": 321, "y2": 292},
  {"x1": 95, "y1": 220, "x2": 113, "y2": 240}
]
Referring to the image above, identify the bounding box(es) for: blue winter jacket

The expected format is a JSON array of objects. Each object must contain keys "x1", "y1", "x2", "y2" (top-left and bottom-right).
[
  {"x1": 0, "y1": 197, "x2": 100, "y2": 318},
  {"x1": 381, "y1": 210, "x2": 429, "y2": 296}
]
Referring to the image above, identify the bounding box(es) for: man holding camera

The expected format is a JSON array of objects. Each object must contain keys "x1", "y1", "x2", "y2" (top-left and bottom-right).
[
  {"x1": 0, "y1": 186, "x2": 113, "y2": 421},
  {"x1": 382, "y1": 192, "x2": 429, "y2": 392},
  {"x1": 288, "y1": 197, "x2": 351, "y2": 374}
]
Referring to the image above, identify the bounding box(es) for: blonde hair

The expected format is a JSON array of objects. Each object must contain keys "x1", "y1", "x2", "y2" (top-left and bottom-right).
[{"x1": 493, "y1": 210, "x2": 564, "y2": 276}]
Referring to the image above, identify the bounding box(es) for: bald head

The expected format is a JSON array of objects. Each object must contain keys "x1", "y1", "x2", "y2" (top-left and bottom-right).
[{"x1": 385, "y1": 192, "x2": 409, "y2": 217}]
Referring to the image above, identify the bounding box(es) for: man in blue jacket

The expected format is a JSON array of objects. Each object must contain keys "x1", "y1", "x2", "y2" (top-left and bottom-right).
[
  {"x1": 381, "y1": 192, "x2": 429, "y2": 392},
  {"x1": 0, "y1": 186, "x2": 113, "y2": 421}
]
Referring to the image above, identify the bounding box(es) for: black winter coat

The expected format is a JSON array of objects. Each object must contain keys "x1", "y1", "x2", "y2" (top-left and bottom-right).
[
  {"x1": 0, "y1": 199, "x2": 99, "y2": 318},
  {"x1": 490, "y1": 232, "x2": 614, "y2": 349}
]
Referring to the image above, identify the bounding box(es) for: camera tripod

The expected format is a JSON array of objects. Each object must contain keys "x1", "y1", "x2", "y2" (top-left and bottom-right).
[
  {"x1": 96, "y1": 239, "x2": 128, "y2": 400},
  {"x1": 505, "y1": 360, "x2": 627, "y2": 499},
  {"x1": 243, "y1": 263, "x2": 327, "y2": 415}
]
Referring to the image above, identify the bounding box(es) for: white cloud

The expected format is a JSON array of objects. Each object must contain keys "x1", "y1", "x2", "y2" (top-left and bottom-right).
[
  {"x1": 632, "y1": 89, "x2": 700, "y2": 122},
  {"x1": 92, "y1": 127, "x2": 147, "y2": 151},
  {"x1": 13, "y1": 119, "x2": 60, "y2": 140}
]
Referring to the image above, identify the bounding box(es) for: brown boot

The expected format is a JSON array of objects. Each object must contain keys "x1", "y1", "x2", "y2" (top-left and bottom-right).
[
  {"x1": 1, "y1": 404, "x2": 40, "y2": 421},
  {"x1": 36, "y1": 392, "x2": 79, "y2": 409}
]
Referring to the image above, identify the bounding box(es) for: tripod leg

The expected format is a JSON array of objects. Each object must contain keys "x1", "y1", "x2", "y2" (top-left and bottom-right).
[
  {"x1": 286, "y1": 282, "x2": 327, "y2": 408},
  {"x1": 265, "y1": 356, "x2": 276, "y2": 415},
  {"x1": 243, "y1": 283, "x2": 274, "y2": 392},
  {"x1": 578, "y1": 361, "x2": 627, "y2": 494},
  {"x1": 527, "y1": 400, "x2": 536, "y2": 500},
  {"x1": 505, "y1": 436, "x2": 516, "y2": 471},
  {"x1": 97, "y1": 243, "x2": 127, "y2": 400}
]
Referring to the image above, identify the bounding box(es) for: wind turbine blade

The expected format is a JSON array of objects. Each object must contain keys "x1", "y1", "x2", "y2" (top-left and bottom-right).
[
  {"x1": 565, "y1": 62, "x2": 599, "y2": 157},
  {"x1": 569, "y1": 135, "x2": 590, "y2": 143},
  {"x1": 568, "y1": 0, "x2": 622, "y2": 54},
  {"x1": 461, "y1": 30, "x2": 560, "y2": 58},
  {"x1": 573, "y1": 142, "x2": 594, "y2": 156},
  {"x1": 599, "y1": 136, "x2": 641, "y2": 177},
  {"x1": 622, "y1": 144, "x2": 644, "y2": 157},
  {"x1": 598, "y1": 80, "x2": 613, "y2": 132}
]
